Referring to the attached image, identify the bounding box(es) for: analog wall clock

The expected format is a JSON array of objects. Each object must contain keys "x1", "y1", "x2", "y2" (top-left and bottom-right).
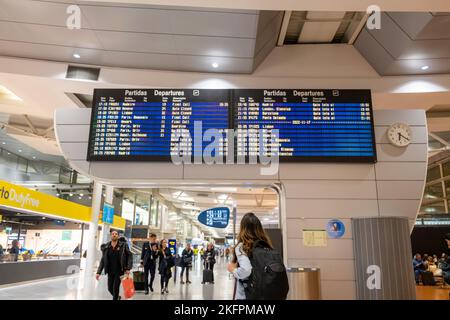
[{"x1": 387, "y1": 123, "x2": 412, "y2": 147}]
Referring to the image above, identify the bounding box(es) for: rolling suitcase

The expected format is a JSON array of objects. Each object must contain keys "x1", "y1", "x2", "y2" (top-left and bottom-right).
[
  {"x1": 133, "y1": 267, "x2": 146, "y2": 291},
  {"x1": 202, "y1": 262, "x2": 214, "y2": 284},
  {"x1": 421, "y1": 271, "x2": 436, "y2": 286}
]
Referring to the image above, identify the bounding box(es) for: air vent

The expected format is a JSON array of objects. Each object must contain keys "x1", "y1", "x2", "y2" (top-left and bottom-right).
[
  {"x1": 196, "y1": 193, "x2": 210, "y2": 197},
  {"x1": 66, "y1": 65, "x2": 100, "y2": 81}
]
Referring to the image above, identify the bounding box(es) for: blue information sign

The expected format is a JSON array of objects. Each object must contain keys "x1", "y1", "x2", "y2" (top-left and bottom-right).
[
  {"x1": 326, "y1": 219, "x2": 345, "y2": 238},
  {"x1": 102, "y1": 203, "x2": 114, "y2": 224},
  {"x1": 168, "y1": 239, "x2": 177, "y2": 256},
  {"x1": 198, "y1": 207, "x2": 230, "y2": 228}
]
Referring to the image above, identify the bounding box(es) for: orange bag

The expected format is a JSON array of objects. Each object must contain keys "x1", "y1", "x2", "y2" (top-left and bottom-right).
[{"x1": 121, "y1": 275, "x2": 135, "y2": 299}]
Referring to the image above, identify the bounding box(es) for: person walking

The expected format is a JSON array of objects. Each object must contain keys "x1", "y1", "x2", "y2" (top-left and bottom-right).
[
  {"x1": 96, "y1": 230, "x2": 133, "y2": 300},
  {"x1": 202, "y1": 243, "x2": 216, "y2": 284},
  {"x1": 158, "y1": 239, "x2": 174, "y2": 294},
  {"x1": 227, "y1": 212, "x2": 289, "y2": 300},
  {"x1": 180, "y1": 243, "x2": 194, "y2": 284},
  {"x1": 140, "y1": 233, "x2": 159, "y2": 294}
]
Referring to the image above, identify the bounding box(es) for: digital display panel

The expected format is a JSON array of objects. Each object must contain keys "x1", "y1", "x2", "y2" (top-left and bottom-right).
[
  {"x1": 87, "y1": 88, "x2": 376, "y2": 163},
  {"x1": 234, "y1": 89, "x2": 376, "y2": 162},
  {"x1": 87, "y1": 89, "x2": 231, "y2": 161}
]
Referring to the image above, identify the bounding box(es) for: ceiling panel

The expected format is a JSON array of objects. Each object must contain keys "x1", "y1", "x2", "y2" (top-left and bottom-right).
[
  {"x1": 0, "y1": 0, "x2": 76, "y2": 27},
  {"x1": 80, "y1": 4, "x2": 259, "y2": 38},
  {"x1": 416, "y1": 14, "x2": 450, "y2": 40},
  {"x1": 94, "y1": 30, "x2": 176, "y2": 53},
  {"x1": 0, "y1": 1, "x2": 280, "y2": 74},
  {"x1": 354, "y1": 11, "x2": 450, "y2": 75},
  {"x1": 298, "y1": 21, "x2": 342, "y2": 43},
  {"x1": 0, "y1": 21, "x2": 102, "y2": 49},
  {"x1": 173, "y1": 35, "x2": 255, "y2": 58}
]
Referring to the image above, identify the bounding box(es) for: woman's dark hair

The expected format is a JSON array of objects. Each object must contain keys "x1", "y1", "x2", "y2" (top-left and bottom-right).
[{"x1": 237, "y1": 212, "x2": 272, "y2": 257}]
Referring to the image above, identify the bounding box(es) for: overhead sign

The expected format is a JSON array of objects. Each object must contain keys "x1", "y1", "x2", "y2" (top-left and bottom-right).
[
  {"x1": 0, "y1": 180, "x2": 126, "y2": 230},
  {"x1": 102, "y1": 202, "x2": 114, "y2": 224},
  {"x1": 326, "y1": 219, "x2": 346, "y2": 239},
  {"x1": 87, "y1": 88, "x2": 376, "y2": 163},
  {"x1": 198, "y1": 207, "x2": 230, "y2": 229}
]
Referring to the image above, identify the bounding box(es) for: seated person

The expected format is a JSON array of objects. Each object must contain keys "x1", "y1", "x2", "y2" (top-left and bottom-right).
[
  {"x1": 413, "y1": 253, "x2": 425, "y2": 284},
  {"x1": 442, "y1": 234, "x2": 450, "y2": 285}
]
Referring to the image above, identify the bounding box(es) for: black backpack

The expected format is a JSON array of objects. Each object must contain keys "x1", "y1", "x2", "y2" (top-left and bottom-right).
[{"x1": 240, "y1": 240, "x2": 289, "y2": 300}]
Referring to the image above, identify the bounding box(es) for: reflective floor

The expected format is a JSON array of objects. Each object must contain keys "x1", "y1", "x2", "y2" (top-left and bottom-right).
[{"x1": 0, "y1": 257, "x2": 235, "y2": 300}]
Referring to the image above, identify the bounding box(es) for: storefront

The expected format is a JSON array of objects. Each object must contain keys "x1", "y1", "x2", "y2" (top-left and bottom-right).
[{"x1": 0, "y1": 180, "x2": 126, "y2": 285}]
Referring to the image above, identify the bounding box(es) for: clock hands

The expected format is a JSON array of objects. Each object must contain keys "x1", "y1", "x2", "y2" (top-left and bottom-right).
[{"x1": 397, "y1": 132, "x2": 410, "y2": 142}]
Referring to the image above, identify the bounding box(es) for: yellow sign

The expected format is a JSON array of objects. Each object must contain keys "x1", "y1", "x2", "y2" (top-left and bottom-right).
[
  {"x1": 303, "y1": 229, "x2": 327, "y2": 247},
  {"x1": 0, "y1": 214, "x2": 2, "y2": 223},
  {"x1": 0, "y1": 180, "x2": 125, "y2": 230}
]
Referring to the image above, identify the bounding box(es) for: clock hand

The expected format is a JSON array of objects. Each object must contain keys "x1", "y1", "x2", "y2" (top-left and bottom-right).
[{"x1": 398, "y1": 133, "x2": 410, "y2": 141}]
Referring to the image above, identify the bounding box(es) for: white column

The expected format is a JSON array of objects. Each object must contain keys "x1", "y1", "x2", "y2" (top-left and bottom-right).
[
  {"x1": 83, "y1": 180, "x2": 102, "y2": 297},
  {"x1": 101, "y1": 185, "x2": 114, "y2": 243}
]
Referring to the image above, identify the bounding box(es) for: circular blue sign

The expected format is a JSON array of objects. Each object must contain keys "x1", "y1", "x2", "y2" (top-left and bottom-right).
[{"x1": 326, "y1": 219, "x2": 345, "y2": 238}]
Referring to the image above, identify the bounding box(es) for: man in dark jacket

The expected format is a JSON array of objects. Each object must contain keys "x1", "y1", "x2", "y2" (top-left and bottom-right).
[
  {"x1": 140, "y1": 233, "x2": 159, "y2": 294},
  {"x1": 96, "y1": 230, "x2": 133, "y2": 300}
]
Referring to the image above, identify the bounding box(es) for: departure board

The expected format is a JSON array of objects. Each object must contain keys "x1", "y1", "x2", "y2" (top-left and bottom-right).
[
  {"x1": 234, "y1": 89, "x2": 376, "y2": 162},
  {"x1": 87, "y1": 89, "x2": 231, "y2": 161}
]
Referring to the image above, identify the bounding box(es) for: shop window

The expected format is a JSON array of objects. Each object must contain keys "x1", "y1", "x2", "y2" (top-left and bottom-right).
[
  {"x1": 426, "y1": 165, "x2": 441, "y2": 182},
  {"x1": 134, "y1": 192, "x2": 149, "y2": 226}
]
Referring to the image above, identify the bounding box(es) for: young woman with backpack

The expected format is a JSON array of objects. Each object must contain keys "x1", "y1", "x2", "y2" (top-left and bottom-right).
[{"x1": 227, "y1": 212, "x2": 289, "y2": 300}]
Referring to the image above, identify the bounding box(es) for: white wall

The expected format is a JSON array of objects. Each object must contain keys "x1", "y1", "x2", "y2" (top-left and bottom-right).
[{"x1": 55, "y1": 107, "x2": 427, "y2": 299}]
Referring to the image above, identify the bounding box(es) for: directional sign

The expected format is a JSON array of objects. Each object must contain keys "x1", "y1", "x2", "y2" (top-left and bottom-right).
[
  {"x1": 198, "y1": 207, "x2": 230, "y2": 229},
  {"x1": 102, "y1": 202, "x2": 114, "y2": 224}
]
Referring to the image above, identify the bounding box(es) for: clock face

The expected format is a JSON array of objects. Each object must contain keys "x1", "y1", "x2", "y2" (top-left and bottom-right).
[{"x1": 387, "y1": 123, "x2": 412, "y2": 147}]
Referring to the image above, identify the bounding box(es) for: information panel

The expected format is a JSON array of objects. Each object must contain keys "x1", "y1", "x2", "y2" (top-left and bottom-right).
[
  {"x1": 234, "y1": 89, "x2": 376, "y2": 162},
  {"x1": 88, "y1": 89, "x2": 231, "y2": 161}
]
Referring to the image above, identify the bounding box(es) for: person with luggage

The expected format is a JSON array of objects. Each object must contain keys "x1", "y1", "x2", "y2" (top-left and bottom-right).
[
  {"x1": 158, "y1": 239, "x2": 174, "y2": 294},
  {"x1": 180, "y1": 243, "x2": 193, "y2": 284},
  {"x1": 96, "y1": 230, "x2": 133, "y2": 300},
  {"x1": 140, "y1": 233, "x2": 159, "y2": 294},
  {"x1": 227, "y1": 212, "x2": 289, "y2": 300},
  {"x1": 202, "y1": 243, "x2": 216, "y2": 284}
]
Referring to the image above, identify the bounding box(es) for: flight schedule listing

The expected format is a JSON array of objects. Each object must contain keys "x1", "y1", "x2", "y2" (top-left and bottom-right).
[
  {"x1": 234, "y1": 89, "x2": 376, "y2": 161},
  {"x1": 88, "y1": 89, "x2": 230, "y2": 160}
]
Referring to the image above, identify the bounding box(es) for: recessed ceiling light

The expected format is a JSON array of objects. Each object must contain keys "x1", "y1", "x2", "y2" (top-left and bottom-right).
[
  {"x1": 421, "y1": 65, "x2": 429, "y2": 70},
  {"x1": 32, "y1": 156, "x2": 36, "y2": 159},
  {"x1": 212, "y1": 62, "x2": 219, "y2": 68},
  {"x1": 56, "y1": 193, "x2": 60, "y2": 197},
  {"x1": 69, "y1": 193, "x2": 74, "y2": 197},
  {"x1": 2, "y1": 142, "x2": 5, "y2": 145},
  {"x1": 18, "y1": 149, "x2": 22, "y2": 153},
  {"x1": 73, "y1": 53, "x2": 81, "y2": 59},
  {"x1": 80, "y1": 193, "x2": 84, "y2": 197}
]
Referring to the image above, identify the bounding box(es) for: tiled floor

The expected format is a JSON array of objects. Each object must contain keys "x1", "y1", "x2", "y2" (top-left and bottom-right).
[{"x1": 0, "y1": 257, "x2": 235, "y2": 300}]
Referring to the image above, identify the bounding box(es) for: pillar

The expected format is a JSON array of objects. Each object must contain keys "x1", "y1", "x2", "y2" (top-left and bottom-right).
[
  {"x1": 101, "y1": 185, "x2": 114, "y2": 244},
  {"x1": 352, "y1": 217, "x2": 416, "y2": 299},
  {"x1": 84, "y1": 181, "x2": 102, "y2": 284}
]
